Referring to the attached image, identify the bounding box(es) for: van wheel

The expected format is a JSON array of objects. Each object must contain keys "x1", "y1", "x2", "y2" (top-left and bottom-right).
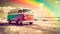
[
  {"x1": 29, "y1": 22, "x2": 33, "y2": 25},
  {"x1": 9, "y1": 20, "x2": 11, "y2": 24}
]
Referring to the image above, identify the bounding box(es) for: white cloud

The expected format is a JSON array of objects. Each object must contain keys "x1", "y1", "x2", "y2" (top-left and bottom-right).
[{"x1": 55, "y1": 1, "x2": 59, "y2": 3}]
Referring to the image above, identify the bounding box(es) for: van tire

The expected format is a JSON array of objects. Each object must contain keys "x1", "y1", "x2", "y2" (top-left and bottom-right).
[{"x1": 29, "y1": 22, "x2": 33, "y2": 25}]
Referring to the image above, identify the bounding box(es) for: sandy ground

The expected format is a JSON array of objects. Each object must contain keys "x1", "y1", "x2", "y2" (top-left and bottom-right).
[{"x1": 0, "y1": 20, "x2": 58, "y2": 34}]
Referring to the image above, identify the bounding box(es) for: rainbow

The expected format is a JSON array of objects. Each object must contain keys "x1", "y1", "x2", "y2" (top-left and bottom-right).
[{"x1": 7, "y1": 0, "x2": 58, "y2": 22}]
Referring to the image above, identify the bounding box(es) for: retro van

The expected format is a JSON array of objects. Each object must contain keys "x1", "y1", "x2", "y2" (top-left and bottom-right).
[{"x1": 7, "y1": 9, "x2": 34, "y2": 25}]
